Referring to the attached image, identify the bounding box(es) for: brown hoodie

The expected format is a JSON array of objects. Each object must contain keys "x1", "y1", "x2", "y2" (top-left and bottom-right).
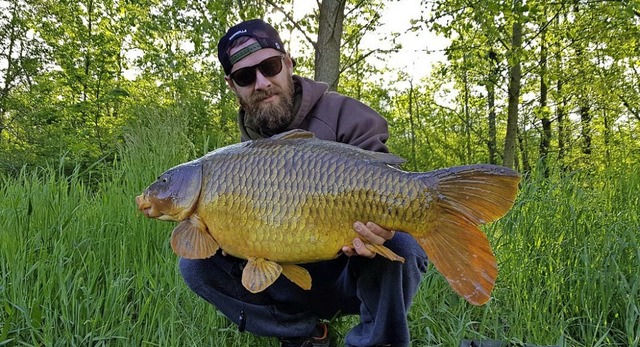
[{"x1": 238, "y1": 75, "x2": 390, "y2": 153}]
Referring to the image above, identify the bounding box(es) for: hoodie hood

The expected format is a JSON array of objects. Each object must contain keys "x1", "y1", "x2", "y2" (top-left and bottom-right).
[{"x1": 238, "y1": 75, "x2": 329, "y2": 141}]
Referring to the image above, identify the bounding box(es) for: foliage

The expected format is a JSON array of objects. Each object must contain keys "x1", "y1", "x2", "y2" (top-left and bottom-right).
[
  {"x1": 2, "y1": 0, "x2": 636, "y2": 176},
  {"x1": 409, "y1": 0, "x2": 640, "y2": 174}
]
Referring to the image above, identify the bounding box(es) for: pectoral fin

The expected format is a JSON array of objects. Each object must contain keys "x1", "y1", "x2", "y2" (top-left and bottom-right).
[
  {"x1": 170, "y1": 214, "x2": 219, "y2": 259},
  {"x1": 242, "y1": 258, "x2": 282, "y2": 293},
  {"x1": 364, "y1": 243, "x2": 406, "y2": 263},
  {"x1": 281, "y1": 264, "x2": 312, "y2": 290}
]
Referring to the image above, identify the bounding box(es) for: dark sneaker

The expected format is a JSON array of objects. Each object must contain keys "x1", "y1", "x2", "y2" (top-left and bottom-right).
[{"x1": 279, "y1": 322, "x2": 330, "y2": 347}]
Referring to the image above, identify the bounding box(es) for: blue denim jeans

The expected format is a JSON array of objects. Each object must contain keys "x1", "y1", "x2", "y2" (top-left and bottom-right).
[{"x1": 179, "y1": 232, "x2": 428, "y2": 347}]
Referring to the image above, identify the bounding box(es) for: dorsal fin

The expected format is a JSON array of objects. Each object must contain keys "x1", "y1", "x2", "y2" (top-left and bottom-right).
[
  {"x1": 368, "y1": 151, "x2": 406, "y2": 166},
  {"x1": 271, "y1": 129, "x2": 315, "y2": 140},
  {"x1": 270, "y1": 128, "x2": 406, "y2": 166}
]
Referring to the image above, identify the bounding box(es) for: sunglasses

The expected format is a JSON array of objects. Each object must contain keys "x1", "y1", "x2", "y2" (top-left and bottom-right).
[{"x1": 229, "y1": 55, "x2": 285, "y2": 87}]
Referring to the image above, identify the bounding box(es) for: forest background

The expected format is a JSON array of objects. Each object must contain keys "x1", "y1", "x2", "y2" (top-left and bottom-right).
[{"x1": 1, "y1": 0, "x2": 639, "y2": 346}]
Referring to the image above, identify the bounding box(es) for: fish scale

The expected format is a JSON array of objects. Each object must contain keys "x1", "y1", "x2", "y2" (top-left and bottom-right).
[{"x1": 136, "y1": 129, "x2": 521, "y2": 304}]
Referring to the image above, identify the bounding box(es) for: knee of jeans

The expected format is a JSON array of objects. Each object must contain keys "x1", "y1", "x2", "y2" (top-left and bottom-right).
[
  {"x1": 389, "y1": 233, "x2": 426, "y2": 256},
  {"x1": 387, "y1": 233, "x2": 429, "y2": 271},
  {"x1": 178, "y1": 257, "x2": 204, "y2": 289}
]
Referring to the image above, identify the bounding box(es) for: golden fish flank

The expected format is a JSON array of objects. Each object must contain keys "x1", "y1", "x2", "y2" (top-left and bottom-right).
[{"x1": 135, "y1": 129, "x2": 521, "y2": 306}]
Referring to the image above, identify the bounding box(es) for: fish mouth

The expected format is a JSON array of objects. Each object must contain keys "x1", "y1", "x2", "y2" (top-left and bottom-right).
[
  {"x1": 135, "y1": 194, "x2": 181, "y2": 221},
  {"x1": 135, "y1": 194, "x2": 159, "y2": 218}
]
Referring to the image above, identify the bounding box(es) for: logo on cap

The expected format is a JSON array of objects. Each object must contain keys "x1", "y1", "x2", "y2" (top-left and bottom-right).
[{"x1": 229, "y1": 29, "x2": 248, "y2": 41}]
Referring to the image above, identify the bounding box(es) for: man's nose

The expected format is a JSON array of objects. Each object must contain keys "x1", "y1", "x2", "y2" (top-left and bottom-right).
[{"x1": 253, "y1": 69, "x2": 272, "y2": 90}]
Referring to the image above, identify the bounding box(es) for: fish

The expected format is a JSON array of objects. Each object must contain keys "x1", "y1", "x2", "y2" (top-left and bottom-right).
[{"x1": 135, "y1": 129, "x2": 521, "y2": 305}]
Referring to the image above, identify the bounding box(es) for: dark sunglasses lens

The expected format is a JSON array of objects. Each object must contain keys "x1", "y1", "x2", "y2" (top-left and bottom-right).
[
  {"x1": 230, "y1": 56, "x2": 284, "y2": 87},
  {"x1": 258, "y1": 56, "x2": 283, "y2": 77},
  {"x1": 230, "y1": 68, "x2": 255, "y2": 87}
]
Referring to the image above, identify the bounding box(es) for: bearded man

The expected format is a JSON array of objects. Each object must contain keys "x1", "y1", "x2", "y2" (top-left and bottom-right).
[{"x1": 179, "y1": 19, "x2": 428, "y2": 347}]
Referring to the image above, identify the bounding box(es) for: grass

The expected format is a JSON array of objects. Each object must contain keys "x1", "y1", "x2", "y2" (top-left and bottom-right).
[{"x1": 1, "y1": 108, "x2": 638, "y2": 346}]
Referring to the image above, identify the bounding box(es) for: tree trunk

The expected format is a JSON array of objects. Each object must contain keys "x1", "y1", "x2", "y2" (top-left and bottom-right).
[
  {"x1": 539, "y1": 27, "x2": 551, "y2": 178},
  {"x1": 554, "y1": 12, "x2": 569, "y2": 172},
  {"x1": 315, "y1": 0, "x2": 345, "y2": 91},
  {"x1": 580, "y1": 105, "x2": 592, "y2": 155},
  {"x1": 518, "y1": 128, "x2": 530, "y2": 173},
  {"x1": 407, "y1": 79, "x2": 417, "y2": 171},
  {"x1": 463, "y1": 54, "x2": 471, "y2": 163},
  {"x1": 503, "y1": 0, "x2": 523, "y2": 169},
  {"x1": 487, "y1": 50, "x2": 498, "y2": 165},
  {"x1": 603, "y1": 109, "x2": 611, "y2": 166},
  {"x1": 556, "y1": 79, "x2": 568, "y2": 171}
]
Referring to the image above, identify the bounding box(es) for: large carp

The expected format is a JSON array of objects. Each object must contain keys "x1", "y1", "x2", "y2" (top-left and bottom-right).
[{"x1": 135, "y1": 130, "x2": 520, "y2": 305}]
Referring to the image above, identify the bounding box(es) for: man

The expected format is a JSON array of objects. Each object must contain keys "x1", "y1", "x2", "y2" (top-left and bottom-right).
[{"x1": 179, "y1": 19, "x2": 428, "y2": 347}]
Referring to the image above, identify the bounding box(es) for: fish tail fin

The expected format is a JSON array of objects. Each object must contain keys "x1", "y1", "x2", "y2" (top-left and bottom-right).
[{"x1": 415, "y1": 164, "x2": 520, "y2": 305}]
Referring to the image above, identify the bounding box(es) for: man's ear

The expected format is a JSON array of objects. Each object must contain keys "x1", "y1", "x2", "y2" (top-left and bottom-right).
[
  {"x1": 224, "y1": 75, "x2": 236, "y2": 91},
  {"x1": 285, "y1": 53, "x2": 294, "y2": 72}
]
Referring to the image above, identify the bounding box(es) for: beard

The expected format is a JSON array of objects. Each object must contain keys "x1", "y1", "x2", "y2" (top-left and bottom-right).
[{"x1": 240, "y1": 76, "x2": 295, "y2": 135}]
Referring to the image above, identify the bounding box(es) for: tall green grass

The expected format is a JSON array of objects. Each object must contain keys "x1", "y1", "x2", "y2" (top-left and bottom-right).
[
  {"x1": 1, "y1": 107, "x2": 638, "y2": 346},
  {"x1": 407, "y1": 166, "x2": 640, "y2": 346},
  {"x1": 0, "y1": 107, "x2": 272, "y2": 346}
]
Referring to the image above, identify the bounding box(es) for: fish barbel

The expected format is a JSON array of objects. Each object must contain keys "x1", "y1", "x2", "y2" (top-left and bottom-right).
[{"x1": 135, "y1": 130, "x2": 520, "y2": 305}]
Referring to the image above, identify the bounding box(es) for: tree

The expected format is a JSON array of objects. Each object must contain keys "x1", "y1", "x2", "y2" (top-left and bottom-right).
[
  {"x1": 315, "y1": 0, "x2": 346, "y2": 90},
  {"x1": 0, "y1": 0, "x2": 47, "y2": 153},
  {"x1": 502, "y1": 0, "x2": 523, "y2": 170},
  {"x1": 487, "y1": 49, "x2": 499, "y2": 165},
  {"x1": 537, "y1": 5, "x2": 551, "y2": 178}
]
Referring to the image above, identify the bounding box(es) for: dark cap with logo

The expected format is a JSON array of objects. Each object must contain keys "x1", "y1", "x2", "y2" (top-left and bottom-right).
[{"x1": 217, "y1": 19, "x2": 288, "y2": 75}]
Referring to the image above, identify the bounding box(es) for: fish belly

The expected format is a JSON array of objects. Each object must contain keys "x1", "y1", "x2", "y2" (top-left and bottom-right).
[{"x1": 197, "y1": 140, "x2": 428, "y2": 263}]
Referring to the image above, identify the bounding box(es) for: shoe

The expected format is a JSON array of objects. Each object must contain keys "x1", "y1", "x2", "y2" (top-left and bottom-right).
[{"x1": 279, "y1": 322, "x2": 330, "y2": 347}]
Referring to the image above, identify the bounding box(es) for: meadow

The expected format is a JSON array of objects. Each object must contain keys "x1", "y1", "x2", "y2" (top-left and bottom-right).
[{"x1": 1, "y1": 109, "x2": 638, "y2": 346}]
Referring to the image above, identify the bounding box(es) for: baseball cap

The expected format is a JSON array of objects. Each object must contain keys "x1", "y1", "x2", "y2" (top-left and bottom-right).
[{"x1": 217, "y1": 19, "x2": 291, "y2": 75}]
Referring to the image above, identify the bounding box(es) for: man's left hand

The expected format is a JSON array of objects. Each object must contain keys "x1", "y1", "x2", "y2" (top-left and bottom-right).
[{"x1": 341, "y1": 222, "x2": 396, "y2": 258}]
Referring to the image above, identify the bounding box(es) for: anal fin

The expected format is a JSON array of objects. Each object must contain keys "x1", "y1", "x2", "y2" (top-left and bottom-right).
[
  {"x1": 170, "y1": 214, "x2": 219, "y2": 259},
  {"x1": 242, "y1": 258, "x2": 283, "y2": 293},
  {"x1": 281, "y1": 264, "x2": 312, "y2": 290}
]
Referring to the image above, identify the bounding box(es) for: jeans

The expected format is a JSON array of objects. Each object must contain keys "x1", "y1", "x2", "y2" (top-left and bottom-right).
[{"x1": 179, "y1": 232, "x2": 428, "y2": 347}]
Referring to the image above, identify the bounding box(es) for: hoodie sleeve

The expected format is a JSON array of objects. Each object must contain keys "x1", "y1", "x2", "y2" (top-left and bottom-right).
[{"x1": 333, "y1": 96, "x2": 390, "y2": 153}]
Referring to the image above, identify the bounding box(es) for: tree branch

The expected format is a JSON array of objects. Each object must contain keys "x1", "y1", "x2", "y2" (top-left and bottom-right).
[
  {"x1": 338, "y1": 47, "x2": 398, "y2": 75},
  {"x1": 264, "y1": 0, "x2": 318, "y2": 50},
  {"x1": 619, "y1": 96, "x2": 640, "y2": 122}
]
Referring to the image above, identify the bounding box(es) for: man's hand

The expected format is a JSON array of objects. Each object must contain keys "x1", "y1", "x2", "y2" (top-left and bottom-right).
[{"x1": 341, "y1": 222, "x2": 396, "y2": 258}]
